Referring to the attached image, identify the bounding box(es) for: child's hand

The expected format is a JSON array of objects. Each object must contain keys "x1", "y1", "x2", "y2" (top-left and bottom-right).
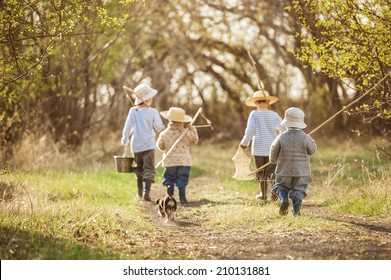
[{"x1": 187, "y1": 124, "x2": 193, "y2": 130}]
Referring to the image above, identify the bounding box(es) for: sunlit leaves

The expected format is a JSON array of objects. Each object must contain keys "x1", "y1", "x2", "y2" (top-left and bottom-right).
[
  {"x1": 0, "y1": 0, "x2": 130, "y2": 163},
  {"x1": 293, "y1": 0, "x2": 390, "y2": 79},
  {"x1": 292, "y1": 0, "x2": 391, "y2": 134}
]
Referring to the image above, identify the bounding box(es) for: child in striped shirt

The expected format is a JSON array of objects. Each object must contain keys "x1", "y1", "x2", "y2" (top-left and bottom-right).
[
  {"x1": 240, "y1": 90, "x2": 284, "y2": 201},
  {"x1": 121, "y1": 84, "x2": 165, "y2": 201}
]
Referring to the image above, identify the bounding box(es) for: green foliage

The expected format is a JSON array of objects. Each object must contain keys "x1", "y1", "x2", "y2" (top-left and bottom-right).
[
  {"x1": 0, "y1": 0, "x2": 129, "y2": 161},
  {"x1": 291, "y1": 0, "x2": 391, "y2": 134},
  {"x1": 292, "y1": 0, "x2": 391, "y2": 79}
]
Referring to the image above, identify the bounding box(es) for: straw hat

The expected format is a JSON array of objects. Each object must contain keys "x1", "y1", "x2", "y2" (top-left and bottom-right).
[
  {"x1": 281, "y1": 107, "x2": 307, "y2": 129},
  {"x1": 133, "y1": 84, "x2": 158, "y2": 105},
  {"x1": 245, "y1": 90, "x2": 279, "y2": 107},
  {"x1": 160, "y1": 107, "x2": 192, "y2": 123}
]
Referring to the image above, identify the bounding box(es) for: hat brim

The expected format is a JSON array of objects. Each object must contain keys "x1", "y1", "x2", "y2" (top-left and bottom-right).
[
  {"x1": 134, "y1": 89, "x2": 158, "y2": 105},
  {"x1": 160, "y1": 111, "x2": 192, "y2": 122},
  {"x1": 281, "y1": 119, "x2": 307, "y2": 129},
  {"x1": 245, "y1": 96, "x2": 278, "y2": 107}
]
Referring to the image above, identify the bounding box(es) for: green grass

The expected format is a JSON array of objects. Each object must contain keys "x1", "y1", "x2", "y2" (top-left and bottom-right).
[
  {"x1": 308, "y1": 141, "x2": 390, "y2": 216},
  {"x1": 0, "y1": 139, "x2": 390, "y2": 259},
  {"x1": 0, "y1": 171, "x2": 154, "y2": 259}
]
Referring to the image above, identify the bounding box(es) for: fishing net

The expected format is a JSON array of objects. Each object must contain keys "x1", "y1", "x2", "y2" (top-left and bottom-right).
[{"x1": 232, "y1": 144, "x2": 255, "y2": 181}]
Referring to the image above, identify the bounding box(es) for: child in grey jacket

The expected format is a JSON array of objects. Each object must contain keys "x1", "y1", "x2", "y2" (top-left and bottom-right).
[{"x1": 270, "y1": 107, "x2": 317, "y2": 216}]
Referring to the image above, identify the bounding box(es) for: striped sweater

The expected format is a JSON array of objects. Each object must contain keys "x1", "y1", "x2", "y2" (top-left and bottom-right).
[
  {"x1": 121, "y1": 107, "x2": 165, "y2": 153},
  {"x1": 269, "y1": 129, "x2": 317, "y2": 176},
  {"x1": 240, "y1": 110, "x2": 283, "y2": 156}
]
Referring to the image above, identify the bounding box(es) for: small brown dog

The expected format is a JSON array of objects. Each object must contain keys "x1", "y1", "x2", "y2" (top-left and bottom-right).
[{"x1": 156, "y1": 193, "x2": 177, "y2": 223}]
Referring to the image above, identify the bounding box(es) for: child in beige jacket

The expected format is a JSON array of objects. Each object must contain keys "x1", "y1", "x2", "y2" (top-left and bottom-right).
[{"x1": 156, "y1": 107, "x2": 198, "y2": 204}]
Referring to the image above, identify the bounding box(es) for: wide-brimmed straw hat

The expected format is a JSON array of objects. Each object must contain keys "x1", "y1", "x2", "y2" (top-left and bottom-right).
[
  {"x1": 281, "y1": 107, "x2": 307, "y2": 129},
  {"x1": 160, "y1": 107, "x2": 192, "y2": 123},
  {"x1": 245, "y1": 90, "x2": 279, "y2": 107},
  {"x1": 133, "y1": 83, "x2": 158, "y2": 105}
]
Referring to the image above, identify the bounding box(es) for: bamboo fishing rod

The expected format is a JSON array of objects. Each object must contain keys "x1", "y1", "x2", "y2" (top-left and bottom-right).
[
  {"x1": 247, "y1": 50, "x2": 266, "y2": 97},
  {"x1": 248, "y1": 70, "x2": 391, "y2": 175},
  {"x1": 123, "y1": 85, "x2": 150, "y2": 107}
]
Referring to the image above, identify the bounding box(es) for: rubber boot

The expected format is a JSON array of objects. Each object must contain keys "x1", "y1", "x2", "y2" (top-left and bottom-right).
[
  {"x1": 137, "y1": 176, "x2": 143, "y2": 198},
  {"x1": 255, "y1": 181, "x2": 267, "y2": 201},
  {"x1": 292, "y1": 199, "x2": 302, "y2": 216},
  {"x1": 143, "y1": 179, "x2": 152, "y2": 201},
  {"x1": 278, "y1": 189, "x2": 289, "y2": 216},
  {"x1": 178, "y1": 186, "x2": 187, "y2": 204},
  {"x1": 167, "y1": 185, "x2": 174, "y2": 196},
  {"x1": 269, "y1": 177, "x2": 278, "y2": 201},
  {"x1": 261, "y1": 182, "x2": 267, "y2": 201}
]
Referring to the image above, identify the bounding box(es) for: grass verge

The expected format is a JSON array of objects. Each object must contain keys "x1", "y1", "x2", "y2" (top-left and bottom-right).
[{"x1": 0, "y1": 139, "x2": 389, "y2": 259}]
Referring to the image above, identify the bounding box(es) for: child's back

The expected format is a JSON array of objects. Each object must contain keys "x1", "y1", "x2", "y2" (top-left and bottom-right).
[
  {"x1": 270, "y1": 107, "x2": 317, "y2": 216},
  {"x1": 270, "y1": 129, "x2": 316, "y2": 177}
]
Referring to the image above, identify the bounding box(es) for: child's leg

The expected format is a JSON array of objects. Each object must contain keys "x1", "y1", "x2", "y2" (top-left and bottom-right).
[
  {"x1": 292, "y1": 200, "x2": 302, "y2": 216},
  {"x1": 272, "y1": 175, "x2": 292, "y2": 215},
  {"x1": 141, "y1": 150, "x2": 156, "y2": 183},
  {"x1": 265, "y1": 163, "x2": 277, "y2": 201},
  {"x1": 136, "y1": 176, "x2": 143, "y2": 198},
  {"x1": 162, "y1": 167, "x2": 176, "y2": 196},
  {"x1": 143, "y1": 179, "x2": 152, "y2": 201},
  {"x1": 257, "y1": 177, "x2": 267, "y2": 201},
  {"x1": 176, "y1": 166, "x2": 190, "y2": 204},
  {"x1": 134, "y1": 152, "x2": 144, "y2": 198},
  {"x1": 289, "y1": 177, "x2": 309, "y2": 216},
  {"x1": 255, "y1": 156, "x2": 269, "y2": 200},
  {"x1": 140, "y1": 150, "x2": 155, "y2": 201}
]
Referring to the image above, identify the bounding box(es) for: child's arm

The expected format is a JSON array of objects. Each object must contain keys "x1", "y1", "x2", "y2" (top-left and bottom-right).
[
  {"x1": 187, "y1": 124, "x2": 199, "y2": 144},
  {"x1": 269, "y1": 137, "x2": 281, "y2": 164},
  {"x1": 156, "y1": 132, "x2": 166, "y2": 151},
  {"x1": 306, "y1": 135, "x2": 317, "y2": 155},
  {"x1": 153, "y1": 109, "x2": 165, "y2": 133},
  {"x1": 121, "y1": 109, "x2": 134, "y2": 145},
  {"x1": 240, "y1": 111, "x2": 256, "y2": 147}
]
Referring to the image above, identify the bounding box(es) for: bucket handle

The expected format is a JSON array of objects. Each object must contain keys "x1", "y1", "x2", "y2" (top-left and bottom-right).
[{"x1": 123, "y1": 145, "x2": 135, "y2": 158}]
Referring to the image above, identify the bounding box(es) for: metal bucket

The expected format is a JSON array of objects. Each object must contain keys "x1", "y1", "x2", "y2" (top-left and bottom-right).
[{"x1": 114, "y1": 156, "x2": 135, "y2": 173}]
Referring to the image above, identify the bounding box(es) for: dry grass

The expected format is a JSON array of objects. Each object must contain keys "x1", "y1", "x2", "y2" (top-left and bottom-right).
[{"x1": 0, "y1": 136, "x2": 390, "y2": 259}]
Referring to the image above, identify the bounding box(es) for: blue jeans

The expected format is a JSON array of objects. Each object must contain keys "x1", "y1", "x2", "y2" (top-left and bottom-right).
[
  {"x1": 272, "y1": 175, "x2": 309, "y2": 215},
  {"x1": 162, "y1": 166, "x2": 191, "y2": 189}
]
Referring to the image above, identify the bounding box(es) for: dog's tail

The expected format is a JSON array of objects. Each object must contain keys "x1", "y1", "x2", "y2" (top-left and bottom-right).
[
  {"x1": 165, "y1": 196, "x2": 177, "y2": 208},
  {"x1": 166, "y1": 186, "x2": 174, "y2": 197}
]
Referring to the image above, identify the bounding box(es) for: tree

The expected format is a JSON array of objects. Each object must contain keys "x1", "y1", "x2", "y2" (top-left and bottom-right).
[
  {"x1": 0, "y1": 0, "x2": 128, "y2": 169},
  {"x1": 291, "y1": 0, "x2": 391, "y2": 137}
]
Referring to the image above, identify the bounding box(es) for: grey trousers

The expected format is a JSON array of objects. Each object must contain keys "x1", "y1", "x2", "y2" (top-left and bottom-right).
[{"x1": 134, "y1": 149, "x2": 156, "y2": 182}]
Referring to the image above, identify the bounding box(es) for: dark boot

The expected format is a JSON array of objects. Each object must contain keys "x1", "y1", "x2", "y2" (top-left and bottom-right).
[
  {"x1": 255, "y1": 181, "x2": 267, "y2": 200},
  {"x1": 178, "y1": 187, "x2": 187, "y2": 204},
  {"x1": 292, "y1": 199, "x2": 302, "y2": 216},
  {"x1": 167, "y1": 185, "x2": 174, "y2": 196},
  {"x1": 261, "y1": 182, "x2": 267, "y2": 201},
  {"x1": 137, "y1": 176, "x2": 143, "y2": 198},
  {"x1": 143, "y1": 179, "x2": 152, "y2": 201},
  {"x1": 268, "y1": 173, "x2": 278, "y2": 201},
  {"x1": 279, "y1": 200, "x2": 289, "y2": 216},
  {"x1": 278, "y1": 189, "x2": 289, "y2": 216}
]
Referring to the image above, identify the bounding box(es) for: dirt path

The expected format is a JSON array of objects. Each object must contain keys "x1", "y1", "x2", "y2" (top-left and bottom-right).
[{"x1": 138, "y1": 182, "x2": 391, "y2": 260}]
